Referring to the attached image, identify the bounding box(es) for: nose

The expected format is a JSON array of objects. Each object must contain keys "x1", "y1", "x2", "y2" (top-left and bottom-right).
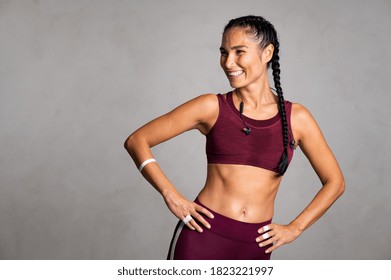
[{"x1": 221, "y1": 53, "x2": 236, "y2": 70}]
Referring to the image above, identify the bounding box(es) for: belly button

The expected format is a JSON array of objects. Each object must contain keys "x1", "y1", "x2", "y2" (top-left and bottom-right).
[{"x1": 240, "y1": 209, "x2": 247, "y2": 216}]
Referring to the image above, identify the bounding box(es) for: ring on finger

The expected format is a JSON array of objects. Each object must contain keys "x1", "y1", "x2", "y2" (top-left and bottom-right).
[
  {"x1": 262, "y1": 233, "x2": 271, "y2": 239},
  {"x1": 183, "y1": 214, "x2": 193, "y2": 224}
]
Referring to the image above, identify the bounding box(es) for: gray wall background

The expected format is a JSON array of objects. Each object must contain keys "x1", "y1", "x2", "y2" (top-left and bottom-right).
[{"x1": 1, "y1": 0, "x2": 390, "y2": 259}]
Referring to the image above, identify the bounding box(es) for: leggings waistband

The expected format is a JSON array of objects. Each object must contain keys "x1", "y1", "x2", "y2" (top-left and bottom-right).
[{"x1": 195, "y1": 198, "x2": 271, "y2": 243}]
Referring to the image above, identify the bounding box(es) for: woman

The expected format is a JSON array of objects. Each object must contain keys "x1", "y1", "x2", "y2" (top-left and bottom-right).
[{"x1": 124, "y1": 15, "x2": 344, "y2": 260}]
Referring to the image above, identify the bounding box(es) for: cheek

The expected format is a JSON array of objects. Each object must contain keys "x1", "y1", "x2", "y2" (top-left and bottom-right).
[
  {"x1": 252, "y1": 55, "x2": 267, "y2": 72},
  {"x1": 241, "y1": 56, "x2": 263, "y2": 74},
  {"x1": 240, "y1": 54, "x2": 260, "y2": 68}
]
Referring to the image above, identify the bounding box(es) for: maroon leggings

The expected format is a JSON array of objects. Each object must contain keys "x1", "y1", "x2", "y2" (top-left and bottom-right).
[{"x1": 167, "y1": 198, "x2": 272, "y2": 260}]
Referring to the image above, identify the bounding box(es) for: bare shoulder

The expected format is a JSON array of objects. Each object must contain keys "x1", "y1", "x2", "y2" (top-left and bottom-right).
[
  {"x1": 189, "y1": 93, "x2": 219, "y2": 133},
  {"x1": 168, "y1": 93, "x2": 218, "y2": 113},
  {"x1": 290, "y1": 103, "x2": 322, "y2": 145},
  {"x1": 164, "y1": 93, "x2": 219, "y2": 135},
  {"x1": 193, "y1": 93, "x2": 218, "y2": 107},
  {"x1": 190, "y1": 93, "x2": 219, "y2": 108},
  {"x1": 291, "y1": 103, "x2": 314, "y2": 122},
  {"x1": 175, "y1": 93, "x2": 219, "y2": 119}
]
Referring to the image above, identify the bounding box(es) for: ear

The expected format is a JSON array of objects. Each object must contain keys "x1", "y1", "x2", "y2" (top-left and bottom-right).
[{"x1": 262, "y1": 44, "x2": 274, "y2": 64}]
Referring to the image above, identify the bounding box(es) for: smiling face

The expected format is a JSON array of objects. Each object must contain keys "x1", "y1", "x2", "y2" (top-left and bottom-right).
[{"x1": 220, "y1": 27, "x2": 274, "y2": 90}]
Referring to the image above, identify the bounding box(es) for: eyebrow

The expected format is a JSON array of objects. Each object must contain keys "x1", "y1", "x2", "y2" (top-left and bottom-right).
[{"x1": 219, "y1": 45, "x2": 248, "y2": 51}]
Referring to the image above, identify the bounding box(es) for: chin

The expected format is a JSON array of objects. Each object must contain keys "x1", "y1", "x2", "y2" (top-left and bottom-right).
[{"x1": 227, "y1": 80, "x2": 242, "y2": 89}]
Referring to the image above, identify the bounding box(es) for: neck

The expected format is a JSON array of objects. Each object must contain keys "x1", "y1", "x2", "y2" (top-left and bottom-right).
[
  {"x1": 235, "y1": 76, "x2": 276, "y2": 104},
  {"x1": 235, "y1": 86, "x2": 276, "y2": 110}
]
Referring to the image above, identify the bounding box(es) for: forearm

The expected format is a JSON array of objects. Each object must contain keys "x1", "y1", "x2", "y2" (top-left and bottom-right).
[
  {"x1": 290, "y1": 180, "x2": 345, "y2": 233},
  {"x1": 124, "y1": 133, "x2": 178, "y2": 199}
]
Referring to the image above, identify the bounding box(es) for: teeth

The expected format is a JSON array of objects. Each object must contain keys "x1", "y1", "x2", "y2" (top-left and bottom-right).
[{"x1": 228, "y1": 70, "x2": 244, "y2": 76}]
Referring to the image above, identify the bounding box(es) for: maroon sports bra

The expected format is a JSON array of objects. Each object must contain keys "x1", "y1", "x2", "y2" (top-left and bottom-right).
[{"x1": 205, "y1": 92, "x2": 295, "y2": 173}]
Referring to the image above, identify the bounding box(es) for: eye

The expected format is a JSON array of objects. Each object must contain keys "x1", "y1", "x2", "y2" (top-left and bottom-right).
[
  {"x1": 219, "y1": 49, "x2": 228, "y2": 56},
  {"x1": 236, "y1": 49, "x2": 245, "y2": 55}
]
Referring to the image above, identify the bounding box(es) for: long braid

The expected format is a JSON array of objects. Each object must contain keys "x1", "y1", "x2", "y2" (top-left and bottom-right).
[
  {"x1": 271, "y1": 42, "x2": 289, "y2": 175},
  {"x1": 223, "y1": 15, "x2": 290, "y2": 175}
]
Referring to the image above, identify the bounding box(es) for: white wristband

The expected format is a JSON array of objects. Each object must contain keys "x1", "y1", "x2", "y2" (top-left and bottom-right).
[{"x1": 138, "y1": 158, "x2": 157, "y2": 172}]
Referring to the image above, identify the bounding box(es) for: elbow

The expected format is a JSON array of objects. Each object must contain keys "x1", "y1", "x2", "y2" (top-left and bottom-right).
[
  {"x1": 323, "y1": 175, "x2": 345, "y2": 200},
  {"x1": 335, "y1": 177, "x2": 345, "y2": 198},
  {"x1": 124, "y1": 133, "x2": 138, "y2": 156}
]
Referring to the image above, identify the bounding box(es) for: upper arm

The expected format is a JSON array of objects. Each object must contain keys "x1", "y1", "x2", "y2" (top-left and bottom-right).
[
  {"x1": 131, "y1": 93, "x2": 219, "y2": 148},
  {"x1": 291, "y1": 103, "x2": 344, "y2": 185}
]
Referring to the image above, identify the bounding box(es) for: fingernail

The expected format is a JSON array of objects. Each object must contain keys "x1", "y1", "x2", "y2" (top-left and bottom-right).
[
  {"x1": 265, "y1": 250, "x2": 270, "y2": 254},
  {"x1": 259, "y1": 243, "x2": 263, "y2": 247},
  {"x1": 210, "y1": 214, "x2": 214, "y2": 219},
  {"x1": 206, "y1": 224, "x2": 211, "y2": 229},
  {"x1": 258, "y1": 229, "x2": 262, "y2": 234},
  {"x1": 256, "y1": 238, "x2": 260, "y2": 242}
]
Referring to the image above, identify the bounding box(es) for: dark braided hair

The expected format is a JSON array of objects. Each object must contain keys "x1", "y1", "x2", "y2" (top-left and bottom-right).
[{"x1": 223, "y1": 15, "x2": 290, "y2": 175}]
